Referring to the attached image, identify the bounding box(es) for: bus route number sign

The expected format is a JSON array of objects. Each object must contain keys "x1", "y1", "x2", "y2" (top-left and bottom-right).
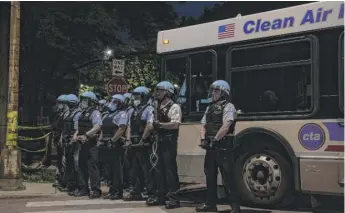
[{"x1": 106, "y1": 77, "x2": 128, "y2": 95}]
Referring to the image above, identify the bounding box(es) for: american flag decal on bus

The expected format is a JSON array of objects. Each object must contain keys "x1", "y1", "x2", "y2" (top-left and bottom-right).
[{"x1": 218, "y1": 23, "x2": 235, "y2": 39}]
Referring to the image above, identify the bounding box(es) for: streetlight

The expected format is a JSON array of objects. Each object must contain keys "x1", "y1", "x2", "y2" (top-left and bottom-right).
[
  {"x1": 104, "y1": 49, "x2": 113, "y2": 60},
  {"x1": 77, "y1": 48, "x2": 114, "y2": 92}
]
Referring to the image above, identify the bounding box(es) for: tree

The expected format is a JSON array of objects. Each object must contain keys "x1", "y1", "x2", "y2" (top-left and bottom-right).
[
  {"x1": 197, "y1": 2, "x2": 309, "y2": 23},
  {"x1": 19, "y1": 2, "x2": 178, "y2": 123}
]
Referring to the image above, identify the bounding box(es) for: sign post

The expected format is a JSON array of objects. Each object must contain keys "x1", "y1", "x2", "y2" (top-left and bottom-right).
[
  {"x1": 106, "y1": 77, "x2": 128, "y2": 96},
  {"x1": 112, "y1": 59, "x2": 125, "y2": 77}
]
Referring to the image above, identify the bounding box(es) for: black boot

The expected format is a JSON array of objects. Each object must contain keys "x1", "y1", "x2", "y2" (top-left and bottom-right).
[
  {"x1": 68, "y1": 189, "x2": 79, "y2": 196},
  {"x1": 123, "y1": 193, "x2": 144, "y2": 201},
  {"x1": 57, "y1": 186, "x2": 67, "y2": 192},
  {"x1": 230, "y1": 203, "x2": 241, "y2": 213},
  {"x1": 165, "y1": 200, "x2": 180, "y2": 209},
  {"x1": 103, "y1": 193, "x2": 113, "y2": 199},
  {"x1": 195, "y1": 203, "x2": 217, "y2": 212},
  {"x1": 109, "y1": 194, "x2": 123, "y2": 200},
  {"x1": 89, "y1": 190, "x2": 102, "y2": 199},
  {"x1": 146, "y1": 197, "x2": 165, "y2": 206},
  {"x1": 75, "y1": 189, "x2": 89, "y2": 197},
  {"x1": 66, "y1": 187, "x2": 75, "y2": 193}
]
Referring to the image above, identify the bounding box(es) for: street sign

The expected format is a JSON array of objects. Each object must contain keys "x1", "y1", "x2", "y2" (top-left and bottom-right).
[
  {"x1": 112, "y1": 59, "x2": 125, "y2": 77},
  {"x1": 106, "y1": 77, "x2": 128, "y2": 95}
]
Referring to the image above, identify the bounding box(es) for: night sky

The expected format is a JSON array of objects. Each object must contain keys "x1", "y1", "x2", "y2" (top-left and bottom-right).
[{"x1": 170, "y1": 1, "x2": 221, "y2": 17}]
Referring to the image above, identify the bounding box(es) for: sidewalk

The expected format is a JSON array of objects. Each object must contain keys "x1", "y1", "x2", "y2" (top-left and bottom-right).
[
  {"x1": 0, "y1": 182, "x2": 64, "y2": 199},
  {"x1": 0, "y1": 182, "x2": 207, "y2": 199}
]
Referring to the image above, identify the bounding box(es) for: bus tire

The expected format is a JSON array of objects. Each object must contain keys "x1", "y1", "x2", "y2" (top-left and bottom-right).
[{"x1": 234, "y1": 149, "x2": 294, "y2": 208}]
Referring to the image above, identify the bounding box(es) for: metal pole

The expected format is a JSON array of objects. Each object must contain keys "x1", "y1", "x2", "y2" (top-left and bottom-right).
[{"x1": 0, "y1": 1, "x2": 25, "y2": 191}]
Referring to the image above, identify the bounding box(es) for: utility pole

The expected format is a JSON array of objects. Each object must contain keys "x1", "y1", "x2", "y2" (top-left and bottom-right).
[{"x1": 0, "y1": 1, "x2": 25, "y2": 191}]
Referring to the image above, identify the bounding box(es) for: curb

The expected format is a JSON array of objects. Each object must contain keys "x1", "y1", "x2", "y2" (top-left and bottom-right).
[{"x1": 0, "y1": 193, "x2": 62, "y2": 200}]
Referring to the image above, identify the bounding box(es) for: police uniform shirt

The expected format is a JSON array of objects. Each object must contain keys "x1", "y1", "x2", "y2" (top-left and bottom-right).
[
  {"x1": 128, "y1": 105, "x2": 154, "y2": 125},
  {"x1": 71, "y1": 108, "x2": 82, "y2": 130},
  {"x1": 201, "y1": 102, "x2": 237, "y2": 125},
  {"x1": 148, "y1": 100, "x2": 182, "y2": 124},
  {"x1": 82, "y1": 110, "x2": 103, "y2": 127},
  {"x1": 112, "y1": 110, "x2": 129, "y2": 127},
  {"x1": 63, "y1": 109, "x2": 70, "y2": 120},
  {"x1": 126, "y1": 107, "x2": 135, "y2": 125}
]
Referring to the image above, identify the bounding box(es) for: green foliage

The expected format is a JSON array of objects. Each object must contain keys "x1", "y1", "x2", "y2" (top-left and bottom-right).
[
  {"x1": 125, "y1": 56, "x2": 159, "y2": 91},
  {"x1": 22, "y1": 169, "x2": 55, "y2": 183},
  {"x1": 79, "y1": 84, "x2": 94, "y2": 96},
  {"x1": 20, "y1": 2, "x2": 179, "y2": 124}
]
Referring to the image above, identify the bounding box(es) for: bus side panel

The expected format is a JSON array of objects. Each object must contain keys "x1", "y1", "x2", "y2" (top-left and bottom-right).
[
  {"x1": 177, "y1": 123, "x2": 205, "y2": 184},
  {"x1": 299, "y1": 159, "x2": 343, "y2": 195},
  {"x1": 176, "y1": 123, "x2": 224, "y2": 185},
  {"x1": 235, "y1": 119, "x2": 344, "y2": 195}
]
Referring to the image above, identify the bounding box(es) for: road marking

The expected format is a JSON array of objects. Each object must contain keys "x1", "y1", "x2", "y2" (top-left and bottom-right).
[
  {"x1": 25, "y1": 199, "x2": 146, "y2": 207},
  {"x1": 24, "y1": 207, "x2": 166, "y2": 213}
]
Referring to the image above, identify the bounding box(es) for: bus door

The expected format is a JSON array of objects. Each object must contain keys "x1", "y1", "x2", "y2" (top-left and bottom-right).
[
  {"x1": 162, "y1": 51, "x2": 217, "y2": 183},
  {"x1": 337, "y1": 32, "x2": 344, "y2": 186}
]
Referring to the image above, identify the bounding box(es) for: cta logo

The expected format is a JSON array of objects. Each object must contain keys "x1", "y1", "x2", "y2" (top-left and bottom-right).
[{"x1": 298, "y1": 123, "x2": 325, "y2": 151}]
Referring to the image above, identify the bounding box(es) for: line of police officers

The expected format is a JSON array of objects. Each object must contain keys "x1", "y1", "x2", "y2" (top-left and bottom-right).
[{"x1": 50, "y1": 80, "x2": 241, "y2": 212}]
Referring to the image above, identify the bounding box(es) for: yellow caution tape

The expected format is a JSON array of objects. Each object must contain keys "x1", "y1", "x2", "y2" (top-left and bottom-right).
[
  {"x1": 18, "y1": 125, "x2": 52, "y2": 130},
  {"x1": 18, "y1": 132, "x2": 52, "y2": 141},
  {"x1": 18, "y1": 147, "x2": 46, "y2": 153},
  {"x1": 6, "y1": 111, "x2": 18, "y2": 147}
]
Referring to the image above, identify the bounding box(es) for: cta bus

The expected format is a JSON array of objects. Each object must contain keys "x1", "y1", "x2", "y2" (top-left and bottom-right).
[{"x1": 156, "y1": 1, "x2": 344, "y2": 207}]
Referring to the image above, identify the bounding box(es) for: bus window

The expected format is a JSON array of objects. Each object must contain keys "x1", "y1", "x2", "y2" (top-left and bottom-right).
[
  {"x1": 190, "y1": 52, "x2": 214, "y2": 112},
  {"x1": 230, "y1": 39, "x2": 314, "y2": 115},
  {"x1": 165, "y1": 57, "x2": 188, "y2": 113},
  {"x1": 340, "y1": 33, "x2": 344, "y2": 113},
  {"x1": 164, "y1": 51, "x2": 216, "y2": 114}
]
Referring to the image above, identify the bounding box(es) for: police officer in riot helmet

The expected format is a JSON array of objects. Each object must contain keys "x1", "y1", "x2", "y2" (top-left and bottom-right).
[
  {"x1": 122, "y1": 92, "x2": 136, "y2": 190},
  {"x1": 123, "y1": 86, "x2": 156, "y2": 201},
  {"x1": 173, "y1": 84, "x2": 180, "y2": 102},
  {"x1": 52, "y1": 94, "x2": 67, "y2": 114},
  {"x1": 97, "y1": 99, "x2": 111, "y2": 185},
  {"x1": 148, "y1": 81, "x2": 182, "y2": 209},
  {"x1": 124, "y1": 93, "x2": 134, "y2": 109},
  {"x1": 59, "y1": 94, "x2": 82, "y2": 193},
  {"x1": 195, "y1": 80, "x2": 240, "y2": 213},
  {"x1": 101, "y1": 94, "x2": 128, "y2": 200},
  {"x1": 98, "y1": 99, "x2": 109, "y2": 117},
  {"x1": 71, "y1": 91, "x2": 102, "y2": 198},
  {"x1": 49, "y1": 94, "x2": 69, "y2": 187}
]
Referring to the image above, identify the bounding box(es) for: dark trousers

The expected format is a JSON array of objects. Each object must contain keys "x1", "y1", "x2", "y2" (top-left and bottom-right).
[
  {"x1": 62, "y1": 142, "x2": 77, "y2": 190},
  {"x1": 74, "y1": 141, "x2": 101, "y2": 192},
  {"x1": 204, "y1": 143, "x2": 238, "y2": 206},
  {"x1": 56, "y1": 144, "x2": 64, "y2": 183},
  {"x1": 154, "y1": 135, "x2": 180, "y2": 202},
  {"x1": 129, "y1": 147, "x2": 156, "y2": 196},
  {"x1": 107, "y1": 147, "x2": 124, "y2": 196},
  {"x1": 124, "y1": 148, "x2": 135, "y2": 188},
  {"x1": 99, "y1": 146, "x2": 110, "y2": 182}
]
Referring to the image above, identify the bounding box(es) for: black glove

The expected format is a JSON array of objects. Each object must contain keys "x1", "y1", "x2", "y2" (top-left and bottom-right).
[
  {"x1": 107, "y1": 139, "x2": 114, "y2": 149},
  {"x1": 209, "y1": 138, "x2": 219, "y2": 149},
  {"x1": 199, "y1": 139, "x2": 209, "y2": 149},
  {"x1": 122, "y1": 140, "x2": 132, "y2": 148},
  {"x1": 153, "y1": 121, "x2": 162, "y2": 129}
]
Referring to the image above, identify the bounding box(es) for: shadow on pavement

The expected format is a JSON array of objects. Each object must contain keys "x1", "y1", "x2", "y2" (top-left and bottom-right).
[
  {"x1": 180, "y1": 189, "x2": 344, "y2": 213},
  {"x1": 219, "y1": 210, "x2": 271, "y2": 213}
]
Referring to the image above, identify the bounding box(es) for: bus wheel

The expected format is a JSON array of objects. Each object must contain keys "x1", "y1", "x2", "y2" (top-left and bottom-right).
[{"x1": 234, "y1": 149, "x2": 294, "y2": 208}]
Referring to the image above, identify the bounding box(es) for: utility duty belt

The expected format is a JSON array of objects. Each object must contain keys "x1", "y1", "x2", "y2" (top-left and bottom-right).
[
  {"x1": 157, "y1": 133, "x2": 178, "y2": 142},
  {"x1": 63, "y1": 135, "x2": 73, "y2": 143},
  {"x1": 127, "y1": 136, "x2": 152, "y2": 148},
  {"x1": 131, "y1": 136, "x2": 141, "y2": 144},
  {"x1": 200, "y1": 135, "x2": 234, "y2": 150}
]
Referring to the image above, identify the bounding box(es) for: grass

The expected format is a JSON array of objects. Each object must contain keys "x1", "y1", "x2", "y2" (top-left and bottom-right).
[{"x1": 22, "y1": 168, "x2": 56, "y2": 183}]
